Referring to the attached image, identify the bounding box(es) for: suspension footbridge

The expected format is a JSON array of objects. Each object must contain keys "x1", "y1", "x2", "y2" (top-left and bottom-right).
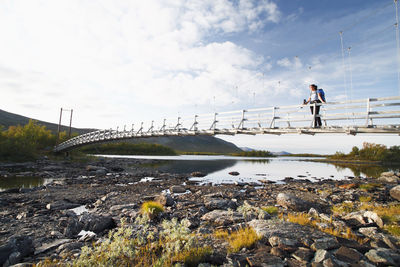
[{"x1": 54, "y1": 96, "x2": 400, "y2": 152}]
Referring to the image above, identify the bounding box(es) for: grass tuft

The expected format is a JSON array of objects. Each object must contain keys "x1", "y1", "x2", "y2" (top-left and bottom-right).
[
  {"x1": 262, "y1": 206, "x2": 279, "y2": 215},
  {"x1": 215, "y1": 227, "x2": 261, "y2": 253},
  {"x1": 141, "y1": 201, "x2": 164, "y2": 218}
]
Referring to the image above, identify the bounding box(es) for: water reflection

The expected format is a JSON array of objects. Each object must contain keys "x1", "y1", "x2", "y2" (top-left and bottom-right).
[
  {"x1": 0, "y1": 176, "x2": 52, "y2": 191},
  {"x1": 332, "y1": 163, "x2": 393, "y2": 178},
  {"x1": 155, "y1": 159, "x2": 237, "y2": 174},
  {"x1": 98, "y1": 155, "x2": 398, "y2": 184}
]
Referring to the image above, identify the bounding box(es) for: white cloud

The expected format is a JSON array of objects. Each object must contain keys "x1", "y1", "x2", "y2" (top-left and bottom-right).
[{"x1": 0, "y1": 0, "x2": 281, "y2": 128}]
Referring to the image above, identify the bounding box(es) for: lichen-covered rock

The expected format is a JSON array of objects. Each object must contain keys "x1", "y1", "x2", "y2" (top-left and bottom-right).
[
  {"x1": 389, "y1": 185, "x2": 400, "y2": 201},
  {"x1": 276, "y1": 193, "x2": 313, "y2": 212},
  {"x1": 365, "y1": 248, "x2": 400, "y2": 266},
  {"x1": 200, "y1": 210, "x2": 243, "y2": 226}
]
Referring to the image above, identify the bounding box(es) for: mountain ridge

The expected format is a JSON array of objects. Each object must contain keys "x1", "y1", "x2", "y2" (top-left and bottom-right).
[{"x1": 0, "y1": 109, "x2": 242, "y2": 153}]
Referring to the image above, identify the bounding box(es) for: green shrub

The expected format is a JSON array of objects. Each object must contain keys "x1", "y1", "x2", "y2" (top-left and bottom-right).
[
  {"x1": 329, "y1": 142, "x2": 400, "y2": 163},
  {"x1": 0, "y1": 120, "x2": 70, "y2": 161}
]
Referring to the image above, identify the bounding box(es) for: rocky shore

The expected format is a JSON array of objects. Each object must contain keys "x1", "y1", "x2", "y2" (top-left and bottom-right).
[{"x1": 0, "y1": 158, "x2": 399, "y2": 266}]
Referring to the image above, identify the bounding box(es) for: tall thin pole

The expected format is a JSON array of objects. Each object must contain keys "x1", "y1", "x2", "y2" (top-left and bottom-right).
[
  {"x1": 347, "y1": 47, "x2": 354, "y2": 102},
  {"x1": 56, "y1": 108, "x2": 63, "y2": 146},
  {"x1": 339, "y1": 31, "x2": 348, "y2": 102},
  {"x1": 68, "y1": 109, "x2": 73, "y2": 138},
  {"x1": 394, "y1": 0, "x2": 400, "y2": 95}
]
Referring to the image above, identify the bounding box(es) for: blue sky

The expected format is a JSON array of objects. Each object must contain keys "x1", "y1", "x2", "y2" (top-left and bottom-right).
[{"x1": 0, "y1": 0, "x2": 399, "y2": 153}]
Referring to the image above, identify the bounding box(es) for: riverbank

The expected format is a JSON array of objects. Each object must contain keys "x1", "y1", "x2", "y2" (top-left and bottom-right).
[{"x1": 0, "y1": 157, "x2": 399, "y2": 266}]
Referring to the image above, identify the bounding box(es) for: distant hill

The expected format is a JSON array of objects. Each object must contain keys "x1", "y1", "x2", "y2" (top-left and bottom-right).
[
  {"x1": 0, "y1": 109, "x2": 94, "y2": 135},
  {"x1": 271, "y1": 151, "x2": 292, "y2": 156},
  {"x1": 125, "y1": 136, "x2": 243, "y2": 153},
  {"x1": 240, "y1": 147, "x2": 255, "y2": 152},
  {"x1": 0, "y1": 109, "x2": 242, "y2": 153}
]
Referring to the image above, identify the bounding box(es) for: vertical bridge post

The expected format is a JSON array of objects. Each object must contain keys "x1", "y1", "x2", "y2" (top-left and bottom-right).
[
  {"x1": 366, "y1": 98, "x2": 372, "y2": 127},
  {"x1": 238, "y1": 110, "x2": 247, "y2": 129},
  {"x1": 210, "y1": 113, "x2": 218, "y2": 130},
  {"x1": 312, "y1": 103, "x2": 317, "y2": 128}
]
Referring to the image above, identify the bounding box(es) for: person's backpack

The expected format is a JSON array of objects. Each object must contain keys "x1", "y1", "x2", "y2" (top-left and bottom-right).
[{"x1": 317, "y1": 88, "x2": 326, "y2": 102}]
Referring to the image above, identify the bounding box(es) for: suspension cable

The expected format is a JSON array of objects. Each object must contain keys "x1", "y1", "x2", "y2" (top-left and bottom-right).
[{"x1": 339, "y1": 31, "x2": 348, "y2": 102}]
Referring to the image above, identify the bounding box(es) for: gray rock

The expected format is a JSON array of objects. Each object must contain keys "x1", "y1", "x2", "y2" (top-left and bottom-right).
[
  {"x1": 34, "y1": 239, "x2": 71, "y2": 255},
  {"x1": 342, "y1": 211, "x2": 367, "y2": 228},
  {"x1": 109, "y1": 203, "x2": 137, "y2": 211},
  {"x1": 276, "y1": 193, "x2": 313, "y2": 212},
  {"x1": 170, "y1": 185, "x2": 186, "y2": 194},
  {"x1": 86, "y1": 165, "x2": 107, "y2": 172},
  {"x1": 292, "y1": 247, "x2": 314, "y2": 262},
  {"x1": 0, "y1": 236, "x2": 34, "y2": 266},
  {"x1": 62, "y1": 217, "x2": 84, "y2": 238},
  {"x1": 79, "y1": 213, "x2": 115, "y2": 233},
  {"x1": 363, "y1": 211, "x2": 384, "y2": 228},
  {"x1": 46, "y1": 201, "x2": 80, "y2": 211},
  {"x1": 154, "y1": 193, "x2": 174, "y2": 207},
  {"x1": 365, "y1": 248, "x2": 400, "y2": 266},
  {"x1": 191, "y1": 172, "x2": 206, "y2": 177},
  {"x1": 389, "y1": 185, "x2": 400, "y2": 201},
  {"x1": 311, "y1": 237, "x2": 340, "y2": 251},
  {"x1": 205, "y1": 199, "x2": 237, "y2": 211},
  {"x1": 378, "y1": 175, "x2": 399, "y2": 184},
  {"x1": 334, "y1": 246, "x2": 363, "y2": 263},
  {"x1": 313, "y1": 249, "x2": 331, "y2": 263},
  {"x1": 200, "y1": 210, "x2": 243, "y2": 226},
  {"x1": 269, "y1": 236, "x2": 298, "y2": 247},
  {"x1": 56, "y1": 241, "x2": 84, "y2": 253},
  {"x1": 358, "y1": 227, "x2": 378, "y2": 239},
  {"x1": 322, "y1": 258, "x2": 340, "y2": 267}
]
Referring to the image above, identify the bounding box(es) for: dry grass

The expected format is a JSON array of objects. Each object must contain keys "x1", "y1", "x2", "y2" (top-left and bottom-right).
[
  {"x1": 214, "y1": 227, "x2": 261, "y2": 252},
  {"x1": 358, "y1": 196, "x2": 372, "y2": 203},
  {"x1": 358, "y1": 183, "x2": 382, "y2": 192},
  {"x1": 173, "y1": 246, "x2": 213, "y2": 267},
  {"x1": 284, "y1": 212, "x2": 361, "y2": 242}
]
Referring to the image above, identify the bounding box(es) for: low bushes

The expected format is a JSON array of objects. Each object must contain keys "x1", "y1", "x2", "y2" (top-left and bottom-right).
[
  {"x1": 0, "y1": 120, "x2": 69, "y2": 161},
  {"x1": 330, "y1": 142, "x2": 400, "y2": 163}
]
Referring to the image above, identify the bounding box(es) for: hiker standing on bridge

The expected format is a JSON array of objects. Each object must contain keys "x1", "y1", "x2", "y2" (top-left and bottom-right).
[{"x1": 304, "y1": 84, "x2": 326, "y2": 128}]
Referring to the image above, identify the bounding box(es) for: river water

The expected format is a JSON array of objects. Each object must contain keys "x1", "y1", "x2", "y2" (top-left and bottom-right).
[
  {"x1": 96, "y1": 155, "x2": 396, "y2": 185},
  {"x1": 0, "y1": 155, "x2": 396, "y2": 191}
]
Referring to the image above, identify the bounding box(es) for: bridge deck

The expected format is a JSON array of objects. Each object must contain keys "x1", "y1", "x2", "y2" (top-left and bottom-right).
[{"x1": 54, "y1": 96, "x2": 400, "y2": 152}]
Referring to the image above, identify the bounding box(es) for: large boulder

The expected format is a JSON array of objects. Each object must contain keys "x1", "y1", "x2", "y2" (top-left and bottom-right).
[
  {"x1": 204, "y1": 199, "x2": 237, "y2": 211},
  {"x1": 79, "y1": 213, "x2": 116, "y2": 233},
  {"x1": 365, "y1": 248, "x2": 400, "y2": 266},
  {"x1": 0, "y1": 236, "x2": 34, "y2": 266},
  {"x1": 276, "y1": 193, "x2": 313, "y2": 212},
  {"x1": 201, "y1": 210, "x2": 244, "y2": 226},
  {"x1": 389, "y1": 185, "x2": 400, "y2": 201}
]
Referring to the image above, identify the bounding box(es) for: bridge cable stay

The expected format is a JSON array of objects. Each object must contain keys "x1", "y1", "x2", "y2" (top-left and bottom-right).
[
  {"x1": 394, "y1": 0, "x2": 400, "y2": 95},
  {"x1": 339, "y1": 31, "x2": 348, "y2": 105}
]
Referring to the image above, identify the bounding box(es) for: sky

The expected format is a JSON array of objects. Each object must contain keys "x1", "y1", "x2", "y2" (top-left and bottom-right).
[{"x1": 1, "y1": 0, "x2": 399, "y2": 153}]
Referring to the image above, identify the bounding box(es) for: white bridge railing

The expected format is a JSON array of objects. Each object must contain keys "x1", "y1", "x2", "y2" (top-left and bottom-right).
[{"x1": 54, "y1": 96, "x2": 400, "y2": 152}]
